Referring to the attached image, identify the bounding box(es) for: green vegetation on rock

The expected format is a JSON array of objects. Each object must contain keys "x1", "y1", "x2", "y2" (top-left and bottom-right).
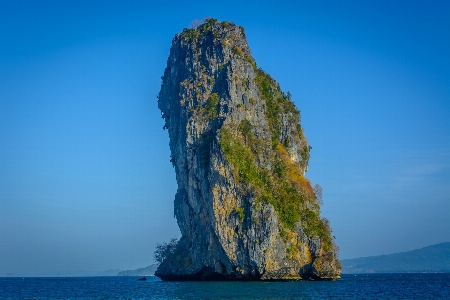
[
  {"x1": 181, "y1": 18, "x2": 219, "y2": 42},
  {"x1": 219, "y1": 123, "x2": 333, "y2": 252},
  {"x1": 219, "y1": 68, "x2": 334, "y2": 252},
  {"x1": 235, "y1": 207, "x2": 245, "y2": 222},
  {"x1": 200, "y1": 92, "x2": 219, "y2": 120}
]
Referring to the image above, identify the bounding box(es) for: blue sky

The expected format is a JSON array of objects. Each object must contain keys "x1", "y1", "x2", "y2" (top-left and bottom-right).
[{"x1": 1, "y1": 0, "x2": 449, "y2": 276}]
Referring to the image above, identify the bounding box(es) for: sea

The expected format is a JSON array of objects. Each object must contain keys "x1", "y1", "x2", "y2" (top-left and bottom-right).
[{"x1": 1, "y1": 273, "x2": 449, "y2": 299}]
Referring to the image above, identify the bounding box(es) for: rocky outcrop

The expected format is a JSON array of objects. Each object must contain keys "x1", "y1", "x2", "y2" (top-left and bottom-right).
[{"x1": 156, "y1": 18, "x2": 341, "y2": 281}]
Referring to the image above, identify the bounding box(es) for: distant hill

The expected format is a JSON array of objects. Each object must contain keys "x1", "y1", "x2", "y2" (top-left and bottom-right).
[
  {"x1": 117, "y1": 264, "x2": 158, "y2": 276},
  {"x1": 96, "y1": 269, "x2": 122, "y2": 276},
  {"x1": 341, "y1": 242, "x2": 450, "y2": 273}
]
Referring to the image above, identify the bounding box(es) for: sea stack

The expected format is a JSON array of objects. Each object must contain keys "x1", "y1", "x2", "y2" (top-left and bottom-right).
[{"x1": 156, "y1": 18, "x2": 341, "y2": 280}]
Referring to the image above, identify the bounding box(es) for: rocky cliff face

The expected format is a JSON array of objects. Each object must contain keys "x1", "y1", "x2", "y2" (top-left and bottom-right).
[{"x1": 156, "y1": 19, "x2": 341, "y2": 281}]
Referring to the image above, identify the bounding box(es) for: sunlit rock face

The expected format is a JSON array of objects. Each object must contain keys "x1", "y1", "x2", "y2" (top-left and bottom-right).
[{"x1": 156, "y1": 19, "x2": 341, "y2": 281}]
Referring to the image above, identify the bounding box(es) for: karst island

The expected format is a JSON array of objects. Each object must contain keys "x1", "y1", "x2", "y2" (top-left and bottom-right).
[{"x1": 155, "y1": 18, "x2": 341, "y2": 281}]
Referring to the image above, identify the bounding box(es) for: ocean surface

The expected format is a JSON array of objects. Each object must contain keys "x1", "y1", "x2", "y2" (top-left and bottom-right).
[{"x1": 1, "y1": 273, "x2": 449, "y2": 299}]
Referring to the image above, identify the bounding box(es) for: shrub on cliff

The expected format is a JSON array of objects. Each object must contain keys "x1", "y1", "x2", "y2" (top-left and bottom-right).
[{"x1": 154, "y1": 238, "x2": 178, "y2": 264}]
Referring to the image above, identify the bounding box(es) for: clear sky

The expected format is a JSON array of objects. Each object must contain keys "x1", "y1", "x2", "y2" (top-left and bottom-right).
[{"x1": 1, "y1": 0, "x2": 449, "y2": 276}]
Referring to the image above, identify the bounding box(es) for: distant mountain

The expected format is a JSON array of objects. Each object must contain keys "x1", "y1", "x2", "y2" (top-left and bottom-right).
[
  {"x1": 96, "y1": 269, "x2": 122, "y2": 276},
  {"x1": 54, "y1": 269, "x2": 123, "y2": 277},
  {"x1": 341, "y1": 242, "x2": 450, "y2": 273},
  {"x1": 117, "y1": 264, "x2": 159, "y2": 276}
]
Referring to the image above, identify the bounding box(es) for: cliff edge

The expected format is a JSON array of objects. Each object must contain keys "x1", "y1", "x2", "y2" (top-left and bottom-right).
[{"x1": 156, "y1": 18, "x2": 341, "y2": 281}]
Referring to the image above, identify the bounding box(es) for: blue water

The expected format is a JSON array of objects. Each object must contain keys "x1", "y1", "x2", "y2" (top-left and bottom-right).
[{"x1": 1, "y1": 274, "x2": 449, "y2": 299}]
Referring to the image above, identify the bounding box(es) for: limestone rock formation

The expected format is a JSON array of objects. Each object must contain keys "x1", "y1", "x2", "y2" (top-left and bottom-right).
[{"x1": 156, "y1": 18, "x2": 341, "y2": 281}]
